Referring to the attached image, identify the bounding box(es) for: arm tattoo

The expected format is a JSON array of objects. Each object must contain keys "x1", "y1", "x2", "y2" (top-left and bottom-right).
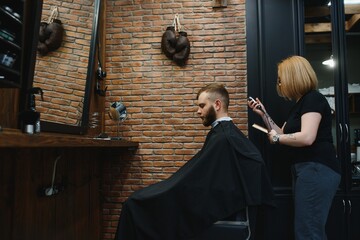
[
  {"x1": 286, "y1": 134, "x2": 296, "y2": 140},
  {"x1": 262, "y1": 112, "x2": 276, "y2": 130}
]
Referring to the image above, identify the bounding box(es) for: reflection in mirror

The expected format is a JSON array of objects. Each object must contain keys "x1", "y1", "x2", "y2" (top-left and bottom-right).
[
  {"x1": 304, "y1": 0, "x2": 360, "y2": 89},
  {"x1": 343, "y1": 1, "x2": 360, "y2": 162},
  {"x1": 31, "y1": 0, "x2": 98, "y2": 133},
  {"x1": 303, "y1": 0, "x2": 335, "y2": 149},
  {"x1": 304, "y1": 0, "x2": 360, "y2": 152},
  {"x1": 304, "y1": 0, "x2": 333, "y2": 89}
]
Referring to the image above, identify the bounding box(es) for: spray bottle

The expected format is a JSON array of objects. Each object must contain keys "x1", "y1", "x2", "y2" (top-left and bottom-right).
[{"x1": 21, "y1": 87, "x2": 44, "y2": 134}]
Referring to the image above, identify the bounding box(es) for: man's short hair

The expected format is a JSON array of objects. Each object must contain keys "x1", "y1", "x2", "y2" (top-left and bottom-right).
[{"x1": 196, "y1": 83, "x2": 229, "y2": 110}]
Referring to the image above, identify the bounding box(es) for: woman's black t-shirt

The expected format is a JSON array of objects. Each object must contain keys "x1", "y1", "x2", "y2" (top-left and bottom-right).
[{"x1": 282, "y1": 90, "x2": 341, "y2": 173}]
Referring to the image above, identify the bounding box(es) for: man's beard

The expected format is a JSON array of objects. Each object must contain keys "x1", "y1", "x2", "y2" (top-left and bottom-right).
[{"x1": 202, "y1": 106, "x2": 216, "y2": 127}]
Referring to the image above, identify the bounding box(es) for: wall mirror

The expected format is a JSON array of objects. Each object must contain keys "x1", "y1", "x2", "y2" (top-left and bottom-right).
[
  {"x1": 303, "y1": 0, "x2": 360, "y2": 87},
  {"x1": 303, "y1": 0, "x2": 360, "y2": 144},
  {"x1": 29, "y1": 0, "x2": 101, "y2": 134}
]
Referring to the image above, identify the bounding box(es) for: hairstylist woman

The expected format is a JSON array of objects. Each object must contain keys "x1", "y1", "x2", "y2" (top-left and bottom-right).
[{"x1": 248, "y1": 55, "x2": 341, "y2": 240}]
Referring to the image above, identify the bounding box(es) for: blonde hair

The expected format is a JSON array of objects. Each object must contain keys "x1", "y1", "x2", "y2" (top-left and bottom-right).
[{"x1": 276, "y1": 55, "x2": 318, "y2": 100}]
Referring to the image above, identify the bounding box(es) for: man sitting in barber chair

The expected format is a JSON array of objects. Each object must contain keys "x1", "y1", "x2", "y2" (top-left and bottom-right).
[{"x1": 115, "y1": 83, "x2": 274, "y2": 240}]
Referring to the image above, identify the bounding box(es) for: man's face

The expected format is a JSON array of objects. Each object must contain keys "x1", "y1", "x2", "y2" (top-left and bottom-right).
[{"x1": 197, "y1": 92, "x2": 217, "y2": 127}]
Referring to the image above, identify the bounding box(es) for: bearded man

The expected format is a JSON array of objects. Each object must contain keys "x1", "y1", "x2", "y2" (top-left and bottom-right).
[{"x1": 115, "y1": 83, "x2": 274, "y2": 240}]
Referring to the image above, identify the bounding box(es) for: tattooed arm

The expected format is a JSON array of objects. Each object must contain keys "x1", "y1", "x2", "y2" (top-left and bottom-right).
[
  {"x1": 268, "y1": 112, "x2": 321, "y2": 147},
  {"x1": 261, "y1": 111, "x2": 283, "y2": 133},
  {"x1": 247, "y1": 97, "x2": 283, "y2": 133}
]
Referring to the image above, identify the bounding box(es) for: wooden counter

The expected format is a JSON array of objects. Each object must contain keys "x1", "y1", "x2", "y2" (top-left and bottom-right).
[{"x1": 0, "y1": 128, "x2": 139, "y2": 148}]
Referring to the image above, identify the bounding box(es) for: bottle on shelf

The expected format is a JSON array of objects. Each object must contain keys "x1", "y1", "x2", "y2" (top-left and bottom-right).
[{"x1": 20, "y1": 87, "x2": 43, "y2": 134}]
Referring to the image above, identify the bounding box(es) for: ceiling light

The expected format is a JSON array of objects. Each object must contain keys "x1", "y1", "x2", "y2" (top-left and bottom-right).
[{"x1": 322, "y1": 55, "x2": 335, "y2": 67}]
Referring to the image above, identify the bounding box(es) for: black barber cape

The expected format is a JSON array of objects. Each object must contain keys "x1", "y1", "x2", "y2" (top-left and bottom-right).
[{"x1": 115, "y1": 121, "x2": 274, "y2": 240}]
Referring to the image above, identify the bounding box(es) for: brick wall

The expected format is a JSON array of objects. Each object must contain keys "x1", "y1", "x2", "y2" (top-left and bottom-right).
[{"x1": 102, "y1": 0, "x2": 248, "y2": 239}]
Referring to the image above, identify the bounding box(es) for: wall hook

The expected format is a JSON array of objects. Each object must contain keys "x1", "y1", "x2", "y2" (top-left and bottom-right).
[{"x1": 44, "y1": 155, "x2": 62, "y2": 196}]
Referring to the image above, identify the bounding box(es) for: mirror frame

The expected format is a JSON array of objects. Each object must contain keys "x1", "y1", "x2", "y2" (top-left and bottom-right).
[{"x1": 28, "y1": 0, "x2": 101, "y2": 134}]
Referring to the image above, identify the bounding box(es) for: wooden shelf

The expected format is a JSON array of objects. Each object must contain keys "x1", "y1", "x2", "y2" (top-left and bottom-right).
[{"x1": 0, "y1": 128, "x2": 139, "y2": 148}]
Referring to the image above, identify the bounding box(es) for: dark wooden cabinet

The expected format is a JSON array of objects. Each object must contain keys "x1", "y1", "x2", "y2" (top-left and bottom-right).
[
  {"x1": 246, "y1": 0, "x2": 360, "y2": 239},
  {"x1": 326, "y1": 195, "x2": 347, "y2": 240},
  {"x1": 327, "y1": 193, "x2": 360, "y2": 240},
  {"x1": 0, "y1": 149, "x2": 101, "y2": 240},
  {"x1": 0, "y1": 2, "x2": 23, "y2": 87},
  {"x1": 0, "y1": 0, "x2": 42, "y2": 129},
  {"x1": 0, "y1": 0, "x2": 41, "y2": 88},
  {"x1": 348, "y1": 194, "x2": 360, "y2": 239},
  {"x1": 0, "y1": 129, "x2": 138, "y2": 240}
]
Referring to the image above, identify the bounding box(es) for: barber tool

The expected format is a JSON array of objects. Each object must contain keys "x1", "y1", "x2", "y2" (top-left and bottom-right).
[{"x1": 252, "y1": 123, "x2": 268, "y2": 133}]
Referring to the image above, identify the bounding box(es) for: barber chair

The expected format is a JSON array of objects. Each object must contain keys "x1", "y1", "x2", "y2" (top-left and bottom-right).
[{"x1": 193, "y1": 207, "x2": 253, "y2": 240}]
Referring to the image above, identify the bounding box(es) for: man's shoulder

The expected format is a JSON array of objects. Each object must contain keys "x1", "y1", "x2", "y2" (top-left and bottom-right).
[
  {"x1": 211, "y1": 122, "x2": 250, "y2": 146},
  {"x1": 218, "y1": 121, "x2": 263, "y2": 157},
  {"x1": 218, "y1": 121, "x2": 245, "y2": 137}
]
